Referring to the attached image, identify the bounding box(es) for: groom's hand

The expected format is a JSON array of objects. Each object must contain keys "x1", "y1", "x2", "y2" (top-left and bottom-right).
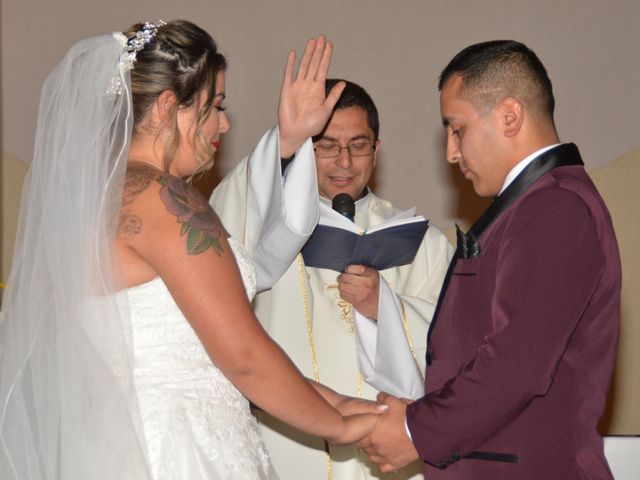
[{"x1": 357, "y1": 392, "x2": 421, "y2": 472}]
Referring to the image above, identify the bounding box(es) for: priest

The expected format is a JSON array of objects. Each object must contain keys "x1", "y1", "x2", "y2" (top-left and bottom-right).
[{"x1": 211, "y1": 80, "x2": 453, "y2": 480}]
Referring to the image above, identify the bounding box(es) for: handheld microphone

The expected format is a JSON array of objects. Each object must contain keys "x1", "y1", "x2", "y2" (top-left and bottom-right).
[{"x1": 332, "y1": 193, "x2": 355, "y2": 222}]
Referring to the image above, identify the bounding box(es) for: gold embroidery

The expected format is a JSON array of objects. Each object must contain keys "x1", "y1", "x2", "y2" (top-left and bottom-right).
[
  {"x1": 296, "y1": 254, "x2": 332, "y2": 480},
  {"x1": 324, "y1": 283, "x2": 355, "y2": 333},
  {"x1": 297, "y1": 255, "x2": 374, "y2": 478},
  {"x1": 297, "y1": 254, "x2": 320, "y2": 383},
  {"x1": 337, "y1": 298, "x2": 355, "y2": 333}
]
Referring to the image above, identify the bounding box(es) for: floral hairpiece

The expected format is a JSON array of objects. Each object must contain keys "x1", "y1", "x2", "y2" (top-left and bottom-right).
[
  {"x1": 122, "y1": 20, "x2": 167, "y2": 72},
  {"x1": 108, "y1": 20, "x2": 166, "y2": 95}
]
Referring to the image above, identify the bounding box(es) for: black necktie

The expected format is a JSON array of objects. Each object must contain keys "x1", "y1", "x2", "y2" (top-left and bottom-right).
[{"x1": 455, "y1": 223, "x2": 480, "y2": 259}]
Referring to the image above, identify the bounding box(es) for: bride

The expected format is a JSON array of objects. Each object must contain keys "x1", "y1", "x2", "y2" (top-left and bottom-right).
[{"x1": 0, "y1": 19, "x2": 381, "y2": 480}]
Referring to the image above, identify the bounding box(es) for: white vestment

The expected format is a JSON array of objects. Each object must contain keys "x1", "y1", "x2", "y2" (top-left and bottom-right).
[
  {"x1": 212, "y1": 136, "x2": 453, "y2": 480},
  {"x1": 211, "y1": 126, "x2": 319, "y2": 291}
]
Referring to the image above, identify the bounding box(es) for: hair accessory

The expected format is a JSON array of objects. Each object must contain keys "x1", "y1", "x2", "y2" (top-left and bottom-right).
[
  {"x1": 123, "y1": 20, "x2": 167, "y2": 72},
  {"x1": 108, "y1": 20, "x2": 166, "y2": 95}
]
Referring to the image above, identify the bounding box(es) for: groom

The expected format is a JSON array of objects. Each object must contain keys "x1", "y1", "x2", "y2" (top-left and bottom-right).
[{"x1": 358, "y1": 40, "x2": 621, "y2": 479}]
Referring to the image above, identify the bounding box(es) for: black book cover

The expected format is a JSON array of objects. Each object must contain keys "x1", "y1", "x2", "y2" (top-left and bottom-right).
[{"x1": 301, "y1": 214, "x2": 429, "y2": 272}]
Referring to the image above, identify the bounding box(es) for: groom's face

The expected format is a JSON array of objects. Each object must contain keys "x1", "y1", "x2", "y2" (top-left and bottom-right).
[{"x1": 441, "y1": 74, "x2": 509, "y2": 198}]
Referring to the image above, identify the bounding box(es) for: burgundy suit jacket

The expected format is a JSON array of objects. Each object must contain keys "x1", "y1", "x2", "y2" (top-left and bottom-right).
[{"x1": 406, "y1": 145, "x2": 621, "y2": 479}]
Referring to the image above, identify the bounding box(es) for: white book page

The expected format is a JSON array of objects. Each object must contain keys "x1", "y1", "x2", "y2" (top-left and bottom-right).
[{"x1": 318, "y1": 202, "x2": 425, "y2": 235}]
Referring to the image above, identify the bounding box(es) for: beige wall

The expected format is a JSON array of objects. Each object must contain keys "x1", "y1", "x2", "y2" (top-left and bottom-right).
[
  {"x1": 1, "y1": 7, "x2": 3, "y2": 287},
  {"x1": 2, "y1": 0, "x2": 639, "y2": 272},
  {"x1": 2, "y1": 151, "x2": 27, "y2": 282},
  {"x1": 2, "y1": 0, "x2": 639, "y2": 427},
  {"x1": 591, "y1": 148, "x2": 640, "y2": 435}
]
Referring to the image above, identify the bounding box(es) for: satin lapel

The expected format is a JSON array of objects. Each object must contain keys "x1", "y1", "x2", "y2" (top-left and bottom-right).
[
  {"x1": 468, "y1": 143, "x2": 583, "y2": 238},
  {"x1": 425, "y1": 144, "x2": 584, "y2": 365}
]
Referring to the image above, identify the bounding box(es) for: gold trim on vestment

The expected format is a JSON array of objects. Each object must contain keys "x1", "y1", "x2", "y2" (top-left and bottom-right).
[{"x1": 296, "y1": 254, "x2": 333, "y2": 479}]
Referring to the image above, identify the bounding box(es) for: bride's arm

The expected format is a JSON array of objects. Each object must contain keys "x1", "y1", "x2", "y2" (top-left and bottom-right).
[{"x1": 121, "y1": 171, "x2": 378, "y2": 443}]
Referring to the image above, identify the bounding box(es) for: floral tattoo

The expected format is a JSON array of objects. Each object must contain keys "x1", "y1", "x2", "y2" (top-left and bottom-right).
[{"x1": 157, "y1": 176, "x2": 226, "y2": 256}]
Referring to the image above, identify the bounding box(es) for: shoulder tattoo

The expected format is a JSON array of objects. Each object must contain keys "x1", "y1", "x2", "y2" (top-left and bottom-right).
[
  {"x1": 157, "y1": 176, "x2": 226, "y2": 256},
  {"x1": 116, "y1": 213, "x2": 142, "y2": 240},
  {"x1": 123, "y1": 167, "x2": 155, "y2": 206},
  {"x1": 116, "y1": 167, "x2": 155, "y2": 240}
]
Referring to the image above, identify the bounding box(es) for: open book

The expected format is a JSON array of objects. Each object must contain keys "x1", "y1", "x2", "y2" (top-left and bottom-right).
[{"x1": 301, "y1": 202, "x2": 429, "y2": 272}]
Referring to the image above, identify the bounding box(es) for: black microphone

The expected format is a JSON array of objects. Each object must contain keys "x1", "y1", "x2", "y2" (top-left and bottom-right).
[{"x1": 332, "y1": 193, "x2": 355, "y2": 222}]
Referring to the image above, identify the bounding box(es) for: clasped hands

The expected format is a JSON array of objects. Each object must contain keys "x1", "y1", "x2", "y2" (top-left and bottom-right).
[{"x1": 327, "y1": 389, "x2": 421, "y2": 473}]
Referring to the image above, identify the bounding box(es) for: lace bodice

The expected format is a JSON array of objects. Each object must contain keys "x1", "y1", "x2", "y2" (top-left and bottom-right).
[{"x1": 127, "y1": 238, "x2": 272, "y2": 479}]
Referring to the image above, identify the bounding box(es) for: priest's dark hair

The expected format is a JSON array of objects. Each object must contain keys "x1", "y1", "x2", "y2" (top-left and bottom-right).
[{"x1": 322, "y1": 79, "x2": 380, "y2": 141}]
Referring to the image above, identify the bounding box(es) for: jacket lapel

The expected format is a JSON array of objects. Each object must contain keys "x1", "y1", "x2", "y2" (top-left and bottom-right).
[
  {"x1": 425, "y1": 144, "x2": 584, "y2": 366},
  {"x1": 469, "y1": 143, "x2": 584, "y2": 239}
]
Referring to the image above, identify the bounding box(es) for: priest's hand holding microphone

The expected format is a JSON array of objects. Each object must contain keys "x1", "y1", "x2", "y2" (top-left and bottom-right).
[{"x1": 332, "y1": 193, "x2": 380, "y2": 321}]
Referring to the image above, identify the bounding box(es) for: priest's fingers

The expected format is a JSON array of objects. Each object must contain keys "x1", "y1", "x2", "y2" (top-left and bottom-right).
[
  {"x1": 344, "y1": 264, "x2": 376, "y2": 276},
  {"x1": 338, "y1": 270, "x2": 379, "y2": 288},
  {"x1": 282, "y1": 50, "x2": 296, "y2": 86},
  {"x1": 306, "y1": 35, "x2": 327, "y2": 80},
  {"x1": 295, "y1": 37, "x2": 316, "y2": 80},
  {"x1": 315, "y1": 36, "x2": 334, "y2": 81}
]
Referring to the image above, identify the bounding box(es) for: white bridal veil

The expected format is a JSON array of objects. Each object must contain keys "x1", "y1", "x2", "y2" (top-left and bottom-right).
[{"x1": 0, "y1": 33, "x2": 151, "y2": 479}]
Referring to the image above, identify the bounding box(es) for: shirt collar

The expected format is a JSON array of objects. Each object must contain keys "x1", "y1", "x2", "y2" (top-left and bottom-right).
[{"x1": 499, "y1": 144, "x2": 561, "y2": 195}]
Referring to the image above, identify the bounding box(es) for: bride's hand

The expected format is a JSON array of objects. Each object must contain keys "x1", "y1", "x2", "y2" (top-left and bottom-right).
[
  {"x1": 278, "y1": 35, "x2": 345, "y2": 158},
  {"x1": 334, "y1": 395, "x2": 388, "y2": 417},
  {"x1": 328, "y1": 412, "x2": 381, "y2": 446},
  {"x1": 308, "y1": 380, "x2": 388, "y2": 417}
]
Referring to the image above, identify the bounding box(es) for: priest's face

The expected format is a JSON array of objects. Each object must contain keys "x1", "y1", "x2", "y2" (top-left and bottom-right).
[
  {"x1": 313, "y1": 107, "x2": 379, "y2": 201},
  {"x1": 440, "y1": 74, "x2": 509, "y2": 197}
]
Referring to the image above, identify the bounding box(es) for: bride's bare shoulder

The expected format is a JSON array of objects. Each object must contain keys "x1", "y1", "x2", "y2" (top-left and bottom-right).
[
  {"x1": 121, "y1": 165, "x2": 162, "y2": 208},
  {"x1": 116, "y1": 166, "x2": 228, "y2": 257},
  {"x1": 116, "y1": 165, "x2": 162, "y2": 242}
]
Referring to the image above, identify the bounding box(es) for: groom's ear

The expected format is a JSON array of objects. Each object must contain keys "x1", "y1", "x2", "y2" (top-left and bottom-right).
[{"x1": 498, "y1": 96, "x2": 524, "y2": 138}]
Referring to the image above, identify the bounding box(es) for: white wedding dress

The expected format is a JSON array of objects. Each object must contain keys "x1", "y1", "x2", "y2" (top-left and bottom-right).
[
  {"x1": 0, "y1": 35, "x2": 317, "y2": 480},
  {"x1": 127, "y1": 238, "x2": 276, "y2": 480}
]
